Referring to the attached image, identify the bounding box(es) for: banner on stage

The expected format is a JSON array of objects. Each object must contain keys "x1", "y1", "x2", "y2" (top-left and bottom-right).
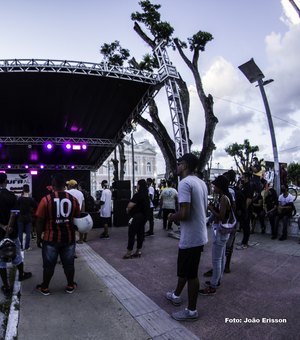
[{"x1": 6, "y1": 173, "x2": 32, "y2": 196}]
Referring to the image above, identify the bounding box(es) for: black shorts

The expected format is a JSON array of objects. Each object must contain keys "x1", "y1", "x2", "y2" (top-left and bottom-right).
[
  {"x1": 101, "y1": 217, "x2": 112, "y2": 227},
  {"x1": 177, "y1": 246, "x2": 203, "y2": 279}
]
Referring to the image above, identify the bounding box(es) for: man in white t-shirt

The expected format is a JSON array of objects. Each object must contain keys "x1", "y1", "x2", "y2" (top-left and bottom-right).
[
  {"x1": 274, "y1": 184, "x2": 295, "y2": 241},
  {"x1": 66, "y1": 179, "x2": 85, "y2": 243},
  {"x1": 145, "y1": 178, "x2": 155, "y2": 237},
  {"x1": 160, "y1": 180, "x2": 178, "y2": 230},
  {"x1": 99, "y1": 180, "x2": 112, "y2": 239},
  {"x1": 166, "y1": 153, "x2": 208, "y2": 322}
]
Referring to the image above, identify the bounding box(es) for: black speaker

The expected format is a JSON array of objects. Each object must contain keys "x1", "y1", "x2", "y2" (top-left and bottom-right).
[
  {"x1": 115, "y1": 189, "x2": 131, "y2": 200},
  {"x1": 113, "y1": 199, "x2": 130, "y2": 227},
  {"x1": 112, "y1": 180, "x2": 131, "y2": 190}
]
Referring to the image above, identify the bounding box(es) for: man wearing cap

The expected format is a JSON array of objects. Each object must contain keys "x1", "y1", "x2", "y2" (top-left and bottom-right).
[
  {"x1": 166, "y1": 153, "x2": 208, "y2": 322},
  {"x1": 0, "y1": 173, "x2": 32, "y2": 296},
  {"x1": 99, "y1": 180, "x2": 112, "y2": 239},
  {"x1": 66, "y1": 179, "x2": 85, "y2": 243}
]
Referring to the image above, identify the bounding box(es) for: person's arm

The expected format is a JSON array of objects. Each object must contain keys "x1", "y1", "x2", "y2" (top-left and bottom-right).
[
  {"x1": 126, "y1": 201, "x2": 136, "y2": 214},
  {"x1": 36, "y1": 217, "x2": 45, "y2": 248},
  {"x1": 168, "y1": 202, "x2": 190, "y2": 223},
  {"x1": 4, "y1": 212, "x2": 17, "y2": 236}
]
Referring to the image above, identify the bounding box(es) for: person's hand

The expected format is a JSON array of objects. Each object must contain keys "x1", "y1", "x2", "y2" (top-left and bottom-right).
[{"x1": 37, "y1": 238, "x2": 43, "y2": 248}]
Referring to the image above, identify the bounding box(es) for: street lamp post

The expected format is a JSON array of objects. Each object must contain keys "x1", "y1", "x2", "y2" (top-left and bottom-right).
[{"x1": 238, "y1": 58, "x2": 280, "y2": 194}]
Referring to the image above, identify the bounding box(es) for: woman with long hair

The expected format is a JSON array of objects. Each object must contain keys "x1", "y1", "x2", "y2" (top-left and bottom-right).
[
  {"x1": 199, "y1": 175, "x2": 235, "y2": 295},
  {"x1": 123, "y1": 179, "x2": 150, "y2": 259}
]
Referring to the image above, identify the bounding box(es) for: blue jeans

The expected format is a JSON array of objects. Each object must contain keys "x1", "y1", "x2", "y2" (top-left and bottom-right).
[
  {"x1": 41, "y1": 242, "x2": 76, "y2": 287},
  {"x1": 211, "y1": 228, "x2": 230, "y2": 288},
  {"x1": 18, "y1": 220, "x2": 32, "y2": 250}
]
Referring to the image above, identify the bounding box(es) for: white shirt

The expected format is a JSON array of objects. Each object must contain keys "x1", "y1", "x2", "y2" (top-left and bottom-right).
[
  {"x1": 148, "y1": 186, "x2": 155, "y2": 208},
  {"x1": 160, "y1": 187, "x2": 178, "y2": 210},
  {"x1": 66, "y1": 189, "x2": 84, "y2": 210},
  {"x1": 178, "y1": 175, "x2": 208, "y2": 249},
  {"x1": 100, "y1": 188, "x2": 112, "y2": 217},
  {"x1": 278, "y1": 193, "x2": 294, "y2": 206}
]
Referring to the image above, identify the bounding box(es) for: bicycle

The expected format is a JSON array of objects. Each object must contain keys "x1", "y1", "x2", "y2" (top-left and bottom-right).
[{"x1": 288, "y1": 186, "x2": 298, "y2": 202}]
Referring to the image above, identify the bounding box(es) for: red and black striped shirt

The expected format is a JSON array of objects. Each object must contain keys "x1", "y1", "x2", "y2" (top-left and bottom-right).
[{"x1": 36, "y1": 191, "x2": 80, "y2": 244}]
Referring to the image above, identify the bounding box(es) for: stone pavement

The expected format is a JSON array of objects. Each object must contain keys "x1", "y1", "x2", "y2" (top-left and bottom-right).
[{"x1": 4, "y1": 213, "x2": 300, "y2": 340}]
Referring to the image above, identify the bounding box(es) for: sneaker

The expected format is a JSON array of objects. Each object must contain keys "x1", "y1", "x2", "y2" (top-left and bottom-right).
[
  {"x1": 76, "y1": 240, "x2": 83, "y2": 244},
  {"x1": 36, "y1": 284, "x2": 50, "y2": 296},
  {"x1": 165, "y1": 291, "x2": 182, "y2": 306},
  {"x1": 279, "y1": 236, "x2": 287, "y2": 241},
  {"x1": 65, "y1": 282, "x2": 77, "y2": 294},
  {"x1": 100, "y1": 232, "x2": 110, "y2": 239},
  {"x1": 205, "y1": 280, "x2": 220, "y2": 288},
  {"x1": 144, "y1": 231, "x2": 154, "y2": 237},
  {"x1": 24, "y1": 247, "x2": 32, "y2": 252},
  {"x1": 19, "y1": 272, "x2": 32, "y2": 281},
  {"x1": 171, "y1": 308, "x2": 198, "y2": 322},
  {"x1": 199, "y1": 286, "x2": 216, "y2": 296},
  {"x1": 203, "y1": 269, "x2": 213, "y2": 277},
  {"x1": 236, "y1": 244, "x2": 248, "y2": 250}
]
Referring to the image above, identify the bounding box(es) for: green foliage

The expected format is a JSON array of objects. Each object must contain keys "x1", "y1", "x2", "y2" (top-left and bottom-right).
[
  {"x1": 131, "y1": 0, "x2": 174, "y2": 43},
  {"x1": 287, "y1": 162, "x2": 300, "y2": 185},
  {"x1": 188, "y1": 31, "x2": 214, "y2": 52},
  {"x1": 100, "y1": 40, "x2": 130, "y2": 66},
  {"x1": 225, "y1": 139, "x2": 259, "y2": 174},
  {"x1": 138, "y1": 53, "x2": 159, "y2": 71}
]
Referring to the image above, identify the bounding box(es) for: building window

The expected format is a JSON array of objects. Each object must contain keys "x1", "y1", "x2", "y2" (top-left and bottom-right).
[
  {"x1": 147, "y1": 162, "x2": 151, "y2": 173},
  {"x1": 134, "y1": 161, "x2": 138, "y2": 172}
]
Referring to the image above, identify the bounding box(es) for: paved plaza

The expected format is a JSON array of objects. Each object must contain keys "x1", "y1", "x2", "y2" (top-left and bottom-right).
[{"x1": 6, "y1": 205, "x2": 299, "y2": 340}]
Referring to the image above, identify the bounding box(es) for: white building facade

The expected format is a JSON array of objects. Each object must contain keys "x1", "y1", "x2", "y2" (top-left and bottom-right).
[{"x1": 91, "y1": 138, "x2": 157, "y2": 197}]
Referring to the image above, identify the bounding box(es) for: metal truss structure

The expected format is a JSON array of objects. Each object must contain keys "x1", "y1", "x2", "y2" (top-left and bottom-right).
[
  {"x1": 0, "y1": 50, "x2": 188, "y2": 170},
  {"x1": 0, "y1": 59, "x2": 159, "y2": 85},
  {"x1": 0, "y1": 136, "x2": 116, "y2": 147},
  {"x1": 0, "y1": 164, "x2": 96, "y2": 171},
  {"x1": 154, "y1": 42, "x2": 190, "y2": 157}
]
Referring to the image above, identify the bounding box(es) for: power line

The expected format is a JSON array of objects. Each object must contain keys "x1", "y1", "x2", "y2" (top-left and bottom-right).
[
  {"x1": 214, "y1": 96, "x2": 300, "y2": 128},
  {"x1": 279, "y1": 145, "x2": 300, "y2": 153}
]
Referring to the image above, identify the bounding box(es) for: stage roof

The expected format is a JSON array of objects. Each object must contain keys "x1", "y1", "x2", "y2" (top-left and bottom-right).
[{"x1": 0, "y1": 59, "x2": 160, "y2": 171}]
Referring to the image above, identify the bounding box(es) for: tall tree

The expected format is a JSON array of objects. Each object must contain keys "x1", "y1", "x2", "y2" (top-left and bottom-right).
[
  {"x1": 100, "y1": 0, "x2": 218, "y2": 177},
  {"x1": 287, "y1": 162, "x2": 300, "y2": 186},
  {"x1": 132, "y1": 0, "x2": 218, "y2": 172},
  {"x1": 225, "y1": 139, "x2": 260, "y2": 174}
]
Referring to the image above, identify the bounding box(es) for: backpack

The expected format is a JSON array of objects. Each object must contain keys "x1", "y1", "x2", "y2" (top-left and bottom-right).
[{"x1": 152, "y1": 189, "x2": 160, "y2": 208}]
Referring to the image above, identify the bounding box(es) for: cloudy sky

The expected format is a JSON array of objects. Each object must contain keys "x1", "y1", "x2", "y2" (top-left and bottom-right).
[{"x1": 1, "y1": 0, "x2": 299, "y2": 174}]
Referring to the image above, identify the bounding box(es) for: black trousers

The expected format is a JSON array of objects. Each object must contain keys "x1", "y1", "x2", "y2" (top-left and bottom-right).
[
  {"x1": 162, "y1": 208, "x2": 175, "y2": 229},
  {"x1": 127, "y1": 213, "x2": 146, "y2": 251}
]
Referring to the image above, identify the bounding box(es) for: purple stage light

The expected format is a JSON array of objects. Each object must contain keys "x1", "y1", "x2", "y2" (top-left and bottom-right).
[
  {"x1": 81, "y1": 144, "x2": 87, "y2": 150},
  {"x1": 0, "y1": 171, "x2": 5, "y2": 173},
  {"x1": 45, "y1": 142, "x2": 53, "y2": 150},
  {"x1": 66, "y1": 143, "x2": 72, "y2": 150},
  {"x1": 72, "y1": 144, "x2": 81, "y2": 150},
  {"x1": 30, "y1": 170, "x2": 38, "y2": 175},
  {"x1": 40, "y1": 164, "x2": 44, "y2": 169},
  {"x1": 7, "y1": 165, "x2": 11, "y2": 169},
  {"x1": 25, "y1": 165, "x2": 29, "y2": 169},
  {"x1": 71, "y1": 165, "x2": 75, "y2": 169}
]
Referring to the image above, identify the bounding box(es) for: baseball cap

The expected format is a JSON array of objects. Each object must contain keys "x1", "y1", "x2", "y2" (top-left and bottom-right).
[
  {"x1": 177, "y1": 153, "x2": 199, "y2": 172},
  {"x1": 66, "y1": 179, "x2": 78, "y2": 186}
]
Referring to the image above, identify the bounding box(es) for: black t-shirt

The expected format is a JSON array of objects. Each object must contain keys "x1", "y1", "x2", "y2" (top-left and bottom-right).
[
  {"x1": 130, "y1": 191, "x2": 150, "y2": 219},
  {"x1": 17, "y1": 196, "x2": 37, "y2": 222},
  {"x1": 0, "y1": 188, "x2": 18, "y2": 239}
]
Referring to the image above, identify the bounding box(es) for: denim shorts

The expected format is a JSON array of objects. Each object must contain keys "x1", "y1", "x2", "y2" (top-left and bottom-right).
[
  {"x1": 42, "y1": 242, "x2": 75, "y2": 268},
  {"x1": 0, "y1": 238, "x2": 23, "y2": 269}
]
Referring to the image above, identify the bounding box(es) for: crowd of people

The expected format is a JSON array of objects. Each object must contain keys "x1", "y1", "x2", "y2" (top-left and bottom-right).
[{"x1": 0, "y1": 153, "x2": 298, "y2": 324}]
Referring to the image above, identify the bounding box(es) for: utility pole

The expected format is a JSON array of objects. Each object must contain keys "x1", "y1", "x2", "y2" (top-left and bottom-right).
[
  {"x1": 289, "y1": 0, "x2": 300, "y2": 17},
  {"x1": 238, "y1": 58, "x2": 280, "y2": 195}
]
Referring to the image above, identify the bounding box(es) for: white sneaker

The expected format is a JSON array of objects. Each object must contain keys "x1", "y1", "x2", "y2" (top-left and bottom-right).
[{"x1": 165, "y1": 291, "x2": 182, "y2": 306}]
